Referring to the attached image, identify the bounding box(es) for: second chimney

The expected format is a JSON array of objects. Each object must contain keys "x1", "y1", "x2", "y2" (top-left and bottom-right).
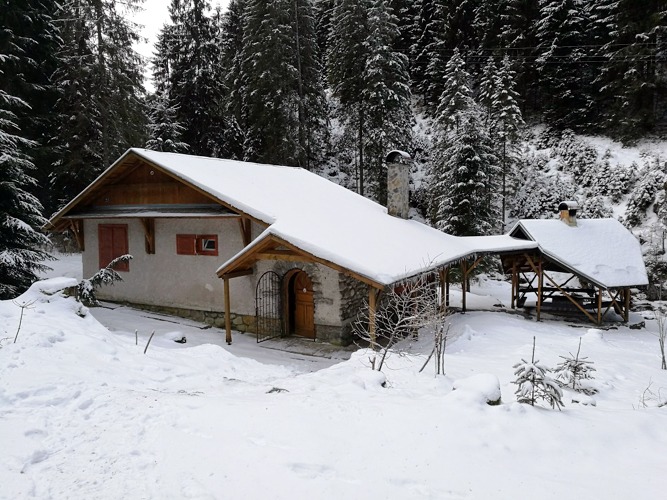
[
  {"x1": 558, "y1": 200, "x2": 579, "y2": 226},
  {"x1": 386, "y1": 150, "x2": 411, "y2": 219}
]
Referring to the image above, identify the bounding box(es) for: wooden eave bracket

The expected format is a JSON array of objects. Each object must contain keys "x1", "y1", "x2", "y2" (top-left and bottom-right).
[
  {"x1": 69, "y1": 220, "x2": 85, "y2": 251},
  {"x1": 140, "y1": 218, "x2": 155, "y2": 254}
]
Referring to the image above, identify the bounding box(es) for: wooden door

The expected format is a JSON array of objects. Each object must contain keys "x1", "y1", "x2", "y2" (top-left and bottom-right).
[{"x1": 293, "y1": 271, "x2": 314, "y2": 338}]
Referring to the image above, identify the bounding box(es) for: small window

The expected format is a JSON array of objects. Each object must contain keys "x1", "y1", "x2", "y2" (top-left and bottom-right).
[
  {"x1": 198, "y1": 235, "x2": 218, "y2": 256},
  {"x1": 176, "y1": 234, "x2": 218, "y2": 256}
]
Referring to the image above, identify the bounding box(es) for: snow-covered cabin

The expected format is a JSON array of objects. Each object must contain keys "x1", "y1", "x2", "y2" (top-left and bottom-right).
[{"x1": 46, "y1": 148, "x2": 539, "y2": 344}]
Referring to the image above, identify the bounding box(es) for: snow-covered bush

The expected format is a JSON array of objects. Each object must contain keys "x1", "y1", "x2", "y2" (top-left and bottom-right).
[
  {"x1": 77, "y1": 255, "x2": 133, "y2": 306},
  {"x1": 510, "y1": 165, "x2": 576, "y2": 219},
  {"x1": 579, "y1": 195, "x2": 613, "y2": 219},
  {"x1": 553, "y1": 338, "x2": 597, "y2": 394},
  {"x1": 513, "y1": 337, "x2": 563, "y2": 409},
  {"x1": 623, "y1": 165, "x2": 666, "y2": 227}
]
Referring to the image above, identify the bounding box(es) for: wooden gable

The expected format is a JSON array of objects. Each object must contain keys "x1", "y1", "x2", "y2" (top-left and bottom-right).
[
  {"x1": 46, "y1": 150, "x2": 270, "y2": 232},
  {"x1": 85, "y1": 159, "x2": 215, "y2": 208}
]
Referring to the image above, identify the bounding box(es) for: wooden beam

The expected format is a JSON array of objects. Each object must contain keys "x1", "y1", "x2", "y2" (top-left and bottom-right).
[
  {"x1": 238, "y1": 217, "x2": 252, "y2": 246},
  {"x1": 220, "y1": 268, "x2": 254, "y2": 280},
  {"x1": 255, "y1": 251, "x2": 316, "y2": 262},
  {"x1": 624, "y1": 287, "x2": 631, "y2": 322},
  {"x1": 140, "y1": 218, "x2": 155, "y2": 254},
  {"x1": 541, "y1": 270, "x2": 598, "y2": 324},
  {"x1": 597, "y1": 286, "x2": 603, "y2": 325},
  {"x1": 69, "y1": 220, "x2": 85, "y2": 251},
  {"x1": 511, "y1": 257, "x2": 519, "y2": 309},
  {"x1": 461, "y1": 261, "x2": 467, "y2": 312},
  {"x1": 439, "y1": 268, "x2": 446, "y2": 313},
  {"x1": 369, "y1": 286, "x2": 378, "y2": 349},
  {"x1": 224, "y1": 278, "x2": 232, "y2": 345},
  {"x1": 445, "y1": 267, "x2": 450, "y2": 307},
  {"x1": 537, "y1": 256, "x2": 543, "y2": 321}
]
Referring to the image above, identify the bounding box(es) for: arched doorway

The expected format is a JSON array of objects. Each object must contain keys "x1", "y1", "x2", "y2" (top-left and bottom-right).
[{"x1": 284, "y1": 269, "x2": 315, "y2": 339}]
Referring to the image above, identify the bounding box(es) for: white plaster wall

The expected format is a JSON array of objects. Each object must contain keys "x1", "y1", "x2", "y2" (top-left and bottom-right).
[{"x1": 83, "y1": 218, "x2": 258, "y2": 314}]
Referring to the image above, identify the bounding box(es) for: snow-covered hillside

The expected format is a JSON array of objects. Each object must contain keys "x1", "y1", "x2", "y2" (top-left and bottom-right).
[{"x1": 1, "y1": 266, "x2": 666, "y2": 499}]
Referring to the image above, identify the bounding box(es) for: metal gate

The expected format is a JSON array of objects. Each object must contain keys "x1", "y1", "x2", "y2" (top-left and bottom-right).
[{"x1": 255, "y1": 271, "x2": 283, "y2": 343}]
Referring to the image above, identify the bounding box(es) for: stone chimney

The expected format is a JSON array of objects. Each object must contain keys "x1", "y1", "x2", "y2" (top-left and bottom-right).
[
  {"x1": 386, "y1": 150, "x2": 411, "y2": 219},
  {"x1": 558, "y1": 200, "x2": 579, "y2": 227}
]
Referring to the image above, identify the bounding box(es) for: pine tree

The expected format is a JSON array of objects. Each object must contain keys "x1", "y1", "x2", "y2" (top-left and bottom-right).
[
  {"x1": 535, "y1": 0, "x2": 593, "y2": 130},
  {"x1": 145, "y1": 27, "x2": 189, "y2": 153},
  {"x1": 430, "y1": 50, "x2": 500, "y2": 237},
  {"x1": 0, "y1": 5, "x2": 52, "y2": 298},
  {"x1": 1, "y1": 1, "x2": 60, "y2": 215},
  {"x1": 328, "y1": 0, "x2": 371, "y2": 193},
  {"x1": 433, "y1": 49, "x2": 476, "y2": 132},
  {"x1": 593, "y1": 0, "x2": 667, "y2": 139},
  {"x1": 219, "y1": 0, "x2": 246, "y2": 158},
  {"x1": 49, "y1": 0, "x2": 147, "y2": 213},
  {"x1": 429, "y1": 112, "x2": 500, "y2": 236},
  {"x1": 553, "y1": 338, "x2": 597, "y2": 395},
  {"x1": 490, "y1": 55, "x2": 524, "y2": 231},
  {"x1": 361, "y1": 0, "x2": 413, "y2": 202},
  {"x1": 240, "y1": 0, "x2": 328, "y2": 168},
  {"x1": 497, "y1": 0, "x2": 540, "y2": 117},
  {"x1": 513, "y1": 337, "x2": 564, "y2": 409},
  {"x1": 477, "y1": 56, "x2": 498, "y2": 126},
  {"x1": 411, "y1": 0, "x2": 437, "y2": 105},
  {"x1": 168, "y1": 0, "x2": 238, "y2": 158},
  {"x1": 292, "y1": 0, "x2": 330, "y2": 169}
]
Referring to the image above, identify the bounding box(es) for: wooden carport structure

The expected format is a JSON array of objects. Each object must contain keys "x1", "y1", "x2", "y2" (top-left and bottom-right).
[
  {"x1": 500, "y1": 251, "x2": 632, "y2": 324},
  {"x1": 499, "y1": 218, "x2": 648, "y2": 325}
]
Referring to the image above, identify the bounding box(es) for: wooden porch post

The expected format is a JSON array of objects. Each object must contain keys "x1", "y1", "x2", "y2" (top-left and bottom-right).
[
  {"x1": 224, "y1": 277, "x2": 232, "y2": 345},
  {"x1": 536, "y1": 257, "x2": 543, "y2": 321},
  {"x1": 624, "y1": 287, "x2": 631, "y2": 322},
  {"x1": 511, "y1": 257, "x2": 519, "y2": 309},
  {"x1": 445, "y1": 267, "x2": 450, "y2": 307},
  {"x1": 597, "y1": 286, "x2": 603, "y2": 325},
  {"x1": 369, "y1": 286, "x2": 378, "y2": 349},
  {"x1": 461, "y1": 261, "x2": 467, "y2": 312},
  {"x1": 439, "y1": 268, "x2": 447, "y2": 313}
]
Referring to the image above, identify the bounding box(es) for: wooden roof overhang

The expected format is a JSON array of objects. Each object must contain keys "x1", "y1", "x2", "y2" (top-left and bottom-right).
[
  {"x1": 44, "y1": 149, "x2": 269, "y2": 233},
  {"x1": 216, "y1": 232, "x2": 386, "y2": 290}
]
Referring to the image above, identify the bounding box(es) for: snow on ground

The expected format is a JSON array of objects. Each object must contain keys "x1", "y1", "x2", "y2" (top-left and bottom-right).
[{"x1": 1, "y1": 256, "x2": 667, "y2": 499}]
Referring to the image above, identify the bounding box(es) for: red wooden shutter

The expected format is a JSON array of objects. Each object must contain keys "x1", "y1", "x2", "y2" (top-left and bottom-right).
[
  {"x1": 99, "y1": 224, "x2": 129, "y2": 271},
  {"x1": 176, "y1": 234, "x2": 197, "y2": 255},
  {"x1": 99, "y1": 226, "x2": 113, "y2": 269}
]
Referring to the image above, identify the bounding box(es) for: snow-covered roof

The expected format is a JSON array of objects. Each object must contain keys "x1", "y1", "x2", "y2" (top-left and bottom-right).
[
  {"x1": 510, "y1": 219, "x2": 648, "y2": 288},
  {"x1": 87, "y1": 149, "x2": 536, "y2": 287}
]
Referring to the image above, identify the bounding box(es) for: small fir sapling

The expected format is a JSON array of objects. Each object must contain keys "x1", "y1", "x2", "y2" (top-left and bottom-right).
[
  {"x1": 513, "y1": 336, "x2": 563, "y2": 409},
  {"x1": 77, "y1": 255, "x2": 133, "y2": 306},
  {"x1": 553, "y1": 338, "x2": 597, "y2": 394}
]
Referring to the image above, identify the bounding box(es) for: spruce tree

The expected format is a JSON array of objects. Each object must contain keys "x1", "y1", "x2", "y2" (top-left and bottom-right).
[
  {"x1": 146, "y1": 28, "x2": 189, "y2": 153},
  {"x1": 168, "y1": 0, "x2": 240, "y2": 158},
  {"x1": 328, "y1": 0, "x2": 371, "y2": 194},
  {"x1": 411, "y1": 0, "x2": 437, "y2": 105},
  {"x1": 490, "y1": 55, "x2": 524, "y2": 231},
  {"x1": 430, "y1": 52, "x2": 499, "y2": 236},
  {"x1": 0, "y1": 5, "x2": 51, "y2": 298},
  {"x1": 536, "y1": 0, "x2": 593, "y2": 130},
  {"x1": 593, "y1": 0, "x2": 667, "y2": 139},
  {"x1": 49, "y1": 0, "x2": 147, "y2": 213},
  {"x1": 362, "y1": 0, "x2": 413, "y2": 203},
  {"x1": 240, "y1": 0, "x2": 327, "y2": 168}
]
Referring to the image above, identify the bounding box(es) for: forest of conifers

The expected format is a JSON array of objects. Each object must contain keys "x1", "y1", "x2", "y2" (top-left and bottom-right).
[{"x1": 1, "y1": 0, "x2": 665, "y2": 297}]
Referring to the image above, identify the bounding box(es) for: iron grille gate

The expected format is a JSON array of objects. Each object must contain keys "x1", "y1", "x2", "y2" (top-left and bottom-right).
[{"x1": 255, "y1": 271, "x2": 283, "y2": 343}]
